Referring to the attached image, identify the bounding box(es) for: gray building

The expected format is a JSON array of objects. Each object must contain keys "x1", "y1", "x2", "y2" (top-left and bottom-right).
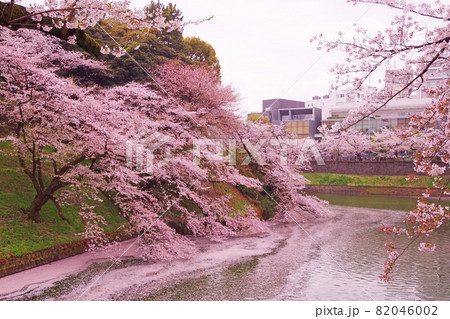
[{"x1": 257, "y1": 99, "x2": 322, "y2": 139}]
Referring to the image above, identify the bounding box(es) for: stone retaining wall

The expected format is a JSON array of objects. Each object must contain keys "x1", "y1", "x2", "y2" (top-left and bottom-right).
[{"x1": 0, "y1": 229, "x2": 134, "y2": 278}]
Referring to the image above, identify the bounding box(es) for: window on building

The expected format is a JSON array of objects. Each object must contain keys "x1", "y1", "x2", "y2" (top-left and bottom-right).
[
  {"x1": 286, "y1": 121, "x2": 309, "y2": 135},
  {"x1": 397, "y1": 118, "x2": 408, "y2": 129}
]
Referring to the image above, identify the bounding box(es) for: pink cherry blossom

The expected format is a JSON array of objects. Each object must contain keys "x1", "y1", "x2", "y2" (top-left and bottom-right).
[
  {"x1": 0, "y1": 25, "x2": 329, "y2": 262},
  {"x1": 314, "y1": 0, "x2": 450, "y2": 281}
]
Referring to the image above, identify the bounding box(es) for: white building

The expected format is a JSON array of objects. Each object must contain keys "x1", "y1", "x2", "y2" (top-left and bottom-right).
[
  {"x1": 309, "y1": 63, "x2": 449, "y2": 124},
  {"x1": 306, "y1": 86, "x2": 377, "y2": 120}
]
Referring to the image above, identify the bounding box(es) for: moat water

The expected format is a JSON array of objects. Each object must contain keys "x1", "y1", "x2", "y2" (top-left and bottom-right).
[{"x1": 1, "y1": 195, "x2": 449, "y2": 300}]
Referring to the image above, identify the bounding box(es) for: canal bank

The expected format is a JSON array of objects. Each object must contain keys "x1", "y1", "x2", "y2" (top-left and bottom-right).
[
  {"x1": 303, "y1": 172, "x2": 450, "y2": 197},
  {"x1": 1, "y1": 200, "x2": 448, "y2": 301},
  {"x1": 305, "y1": 184, "x2": 444, "y2": 196},
  {"x1": 2, "y1": 181, "x2": 448, "y2": 281}
]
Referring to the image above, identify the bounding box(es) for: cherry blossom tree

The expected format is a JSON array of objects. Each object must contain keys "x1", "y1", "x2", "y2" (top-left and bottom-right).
[
  {"x1": 370, "y1": 128, "x2": 408, "y2": 159},
  {"x1": 152, "y1": 59, "x2": 242, "y2": 138},
  {"x1": 0, "y1": 0, "x2": 181, "y2": 56},
  {"x1": 237, "y1": 122, "x2": 331, "y2": 220},
  {"x1": 370, "y1": 127, "x2": 427, "y2": 159},
  {"x1": 0, "y1": 0, "x2": 332, "y2": 261},
  {"x1": 317, "y1": 127, "x2": 349, "y2": 160},
  {"x1": 319, "y1": 125, "x2": 427, "y2": 161},
  {"x1": 319, "y1": 125, "x2": 372, "y2": 160},
  {"x1": 313, "y1": 0, "x2": 449, "y2": 281},
  {"x1": 0, "y1": 25, "x2": 268, "y2": 260},
  {"x1": 0, "y1": 25, "x2": 108, "y2": 222}
]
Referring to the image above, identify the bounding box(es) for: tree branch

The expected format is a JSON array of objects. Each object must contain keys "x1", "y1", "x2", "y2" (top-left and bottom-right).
[
  {"x1": 50, "y1": 196, "x2": 70, "y2": 224},
  {"x1": 343, "y1": 49, "x2": 446, "y2": 130}
]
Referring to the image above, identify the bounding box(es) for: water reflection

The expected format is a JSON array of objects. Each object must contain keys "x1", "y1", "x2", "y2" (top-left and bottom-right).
[
  {"x1": 8, "y1": 195, "x2": 447, "y2": 301},
  {"x1": 131, "y1": 195, "x2": 449, "y2": 301}
]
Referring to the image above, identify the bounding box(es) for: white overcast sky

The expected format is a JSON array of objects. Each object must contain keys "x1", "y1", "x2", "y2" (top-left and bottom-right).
[
  {"x1": 130, "y1": 0, "x2": 399, "y2": 116},
  {"x1": 23, "y1": 0, "x2": 402, "y2": 115}
]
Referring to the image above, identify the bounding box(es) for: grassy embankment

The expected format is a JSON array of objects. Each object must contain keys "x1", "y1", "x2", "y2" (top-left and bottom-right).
[
  {"x1": 0, "y1": 141, "x2": 272, "y2": 260},
  {"x1": 302, "y1": 173, "x2": 440, "y2": 188},
  {"x1": 0, "y1": 141, "x2": 127, "y2": 259}
]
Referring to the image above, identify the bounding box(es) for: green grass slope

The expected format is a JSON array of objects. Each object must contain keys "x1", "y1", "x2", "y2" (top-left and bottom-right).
[
  {"x1": 0, "y1": 141, "x2": 271, "y2": 259},
  {"x1": 302, "y1": 173, "x2": 441, "y2": 188},
  {"x1": 0, "y1": 142, "x2": 127, "y2": 259}
]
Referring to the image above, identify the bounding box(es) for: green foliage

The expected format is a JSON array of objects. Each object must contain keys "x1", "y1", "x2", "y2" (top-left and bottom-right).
[
  {"x1": 82, "y1": 1, "x2": 190, "y2": 84},
  {"x1": 247, "y1": 114, "x2": 270, "y2": 124},
  {"x1": 153, "y1": 181, "x2": 263, "y2": 235},
  {"x1": 83, "y1": 2, "x2": 221, "y2": 85},
  {"x1": 86, "y1": 21, "x2": 185, "y2": 85},
  {"x1": 184, "y1": 36, "x2": 221, "y2": 76},
  {"x1": 258, "y1": 196, "x2": 276, "y2": 220},
  {"x1": 0, "y1": 1, "x2": 102, "y2": 57},
  {"x1": 144, "y1": 1, "x2": 184, "y2": 23},
  {"x1": 1, "y1": 1, "x2": 221, "y2": 83},
  {"x1": 0, "y1": 2, "x2": 29, "y2": 23},
  {"x1": 73, "y1": 32, "x2": 102, "y2": 57},
  {"x1": 236, "y1": 185, "x2": 276, "y2": 220},
  {"x1": 212, "y1": 183, "x2": 257, "y2": 217}
]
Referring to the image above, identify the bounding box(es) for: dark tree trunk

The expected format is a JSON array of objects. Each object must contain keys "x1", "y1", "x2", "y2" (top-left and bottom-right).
[{"x1": 25, "y1": 193, "x2": 50, "y2": 222}]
